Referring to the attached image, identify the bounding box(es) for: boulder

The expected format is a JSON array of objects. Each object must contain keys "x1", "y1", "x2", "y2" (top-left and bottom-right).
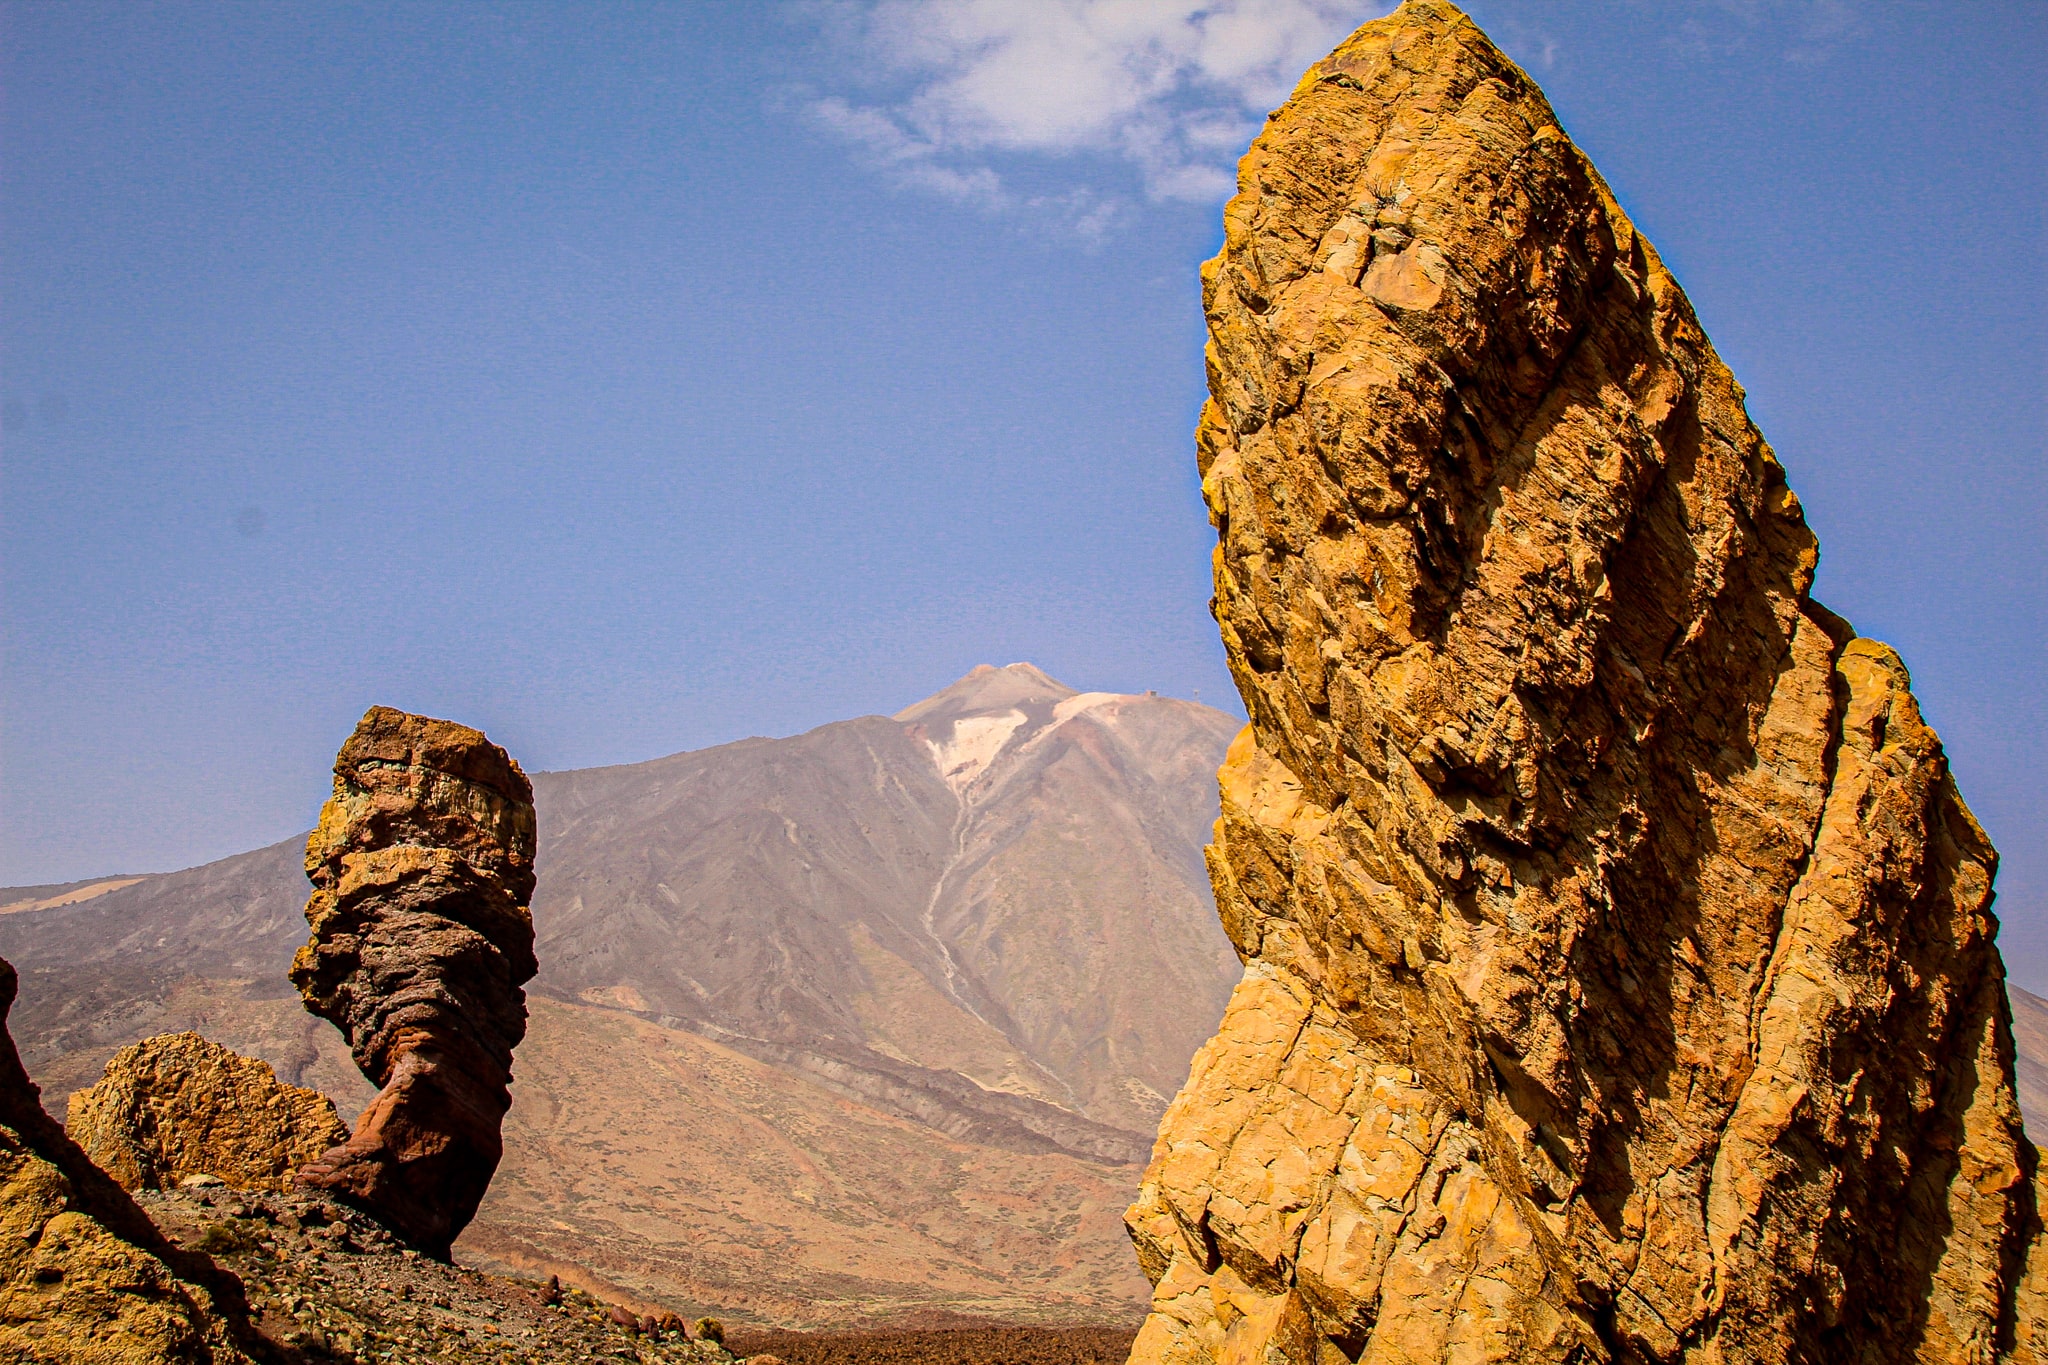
[
  {"x1": 290, "y1": 705, "x2": 538, "y2": 1259},
  {"x1": 1128, "y1": 2, "x2": 2048, "y2": 1361},
  {"x1": 0, "y1": 958, "x2": 263, "y2": 1364},
  {"x1": 65, "y1": 1032, "x2": 349, "y2": 1194}
]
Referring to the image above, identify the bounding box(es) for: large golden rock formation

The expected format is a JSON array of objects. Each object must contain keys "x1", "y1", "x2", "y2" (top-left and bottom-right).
[
  {"x1": 291, "y1": 706, "x2": 538, "y2": 1260},
  {"x1": 65, "y1": 1033, "x2": 348, "y2": 1195},
  {"x1": 0, "y1": 960, "x2": 262, "y2": 1364},
  {"x1": 1126, "y1": 3, "x2": 2048, "y2": 1361}
]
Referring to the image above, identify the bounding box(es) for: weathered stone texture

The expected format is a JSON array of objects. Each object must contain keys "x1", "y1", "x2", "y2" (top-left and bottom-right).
[
  {"x1": 0, "y1": 959, "x2": 260, "y2": 1364},
  {"x1": 65, "y1": 1032, "x2": 348, "y2": 1194},
  {"x1": 1128, "y1": 2, "x2": 2047, "y2": 1361},
  {"x1": 291, "y1": 705, "x2": 537, "y2": 1259}
]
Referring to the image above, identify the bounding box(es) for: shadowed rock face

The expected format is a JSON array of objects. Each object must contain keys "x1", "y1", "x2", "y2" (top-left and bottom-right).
[
  {"x1": 0, "y1": 959, "x2": 262, "y2": 1364},
  {"x1": 1128, "y1": 3, "x2": 2048, "y2": 1362},
  {"x1": 291, "y1": 706, "x2": 537, "y2": 1260},
  {"x1": 66, "y1": 1032, "x2": 349, "y2": 1195}
]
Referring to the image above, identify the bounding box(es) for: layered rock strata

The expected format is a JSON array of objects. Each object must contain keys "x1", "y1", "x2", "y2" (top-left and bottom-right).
[
  {"x1": 66, "y1": 1032, "x2": 349, "y2": 1194},
  {"x1": 1127, "y1": 3, "x2": 2048, "y2": 1361},
  {"x1": 0, "y1": 958, "x2": 262, "y2": 1364},
  {"x1": 291, "y1": 706, "x2": 538, "y2": 1260}
]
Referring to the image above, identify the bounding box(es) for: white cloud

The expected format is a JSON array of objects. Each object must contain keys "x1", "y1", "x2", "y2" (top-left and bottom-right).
[
  {"x1": 1659, "y1": 0, "x2": 1864, "y2": 63},
  {"x1": 812, "y1": 95, "x2": 1010, "y2": 207},
  {"x1": 805, "y1": 0, "x2": 1387, "y2": 217}
]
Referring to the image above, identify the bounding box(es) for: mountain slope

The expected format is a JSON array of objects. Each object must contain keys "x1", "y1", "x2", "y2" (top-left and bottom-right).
[
  {"x1": 0, "y1": 665, "x2": 1241, "y2": 1323},
  {"x1": 530, "y1": 664, "x2": 1239, "y2": 1146},
  {"x1": 2015, "y1": 983, "x2": 2048, "y2": 1140},
  {"x1": 471, "y1": 995, "x2": 1153, "y2": 1324}
]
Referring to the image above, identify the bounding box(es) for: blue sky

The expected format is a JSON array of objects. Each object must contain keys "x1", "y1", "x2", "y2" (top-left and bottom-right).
[{"x1": 3, "y1": 2, "x2": 2042, "y2": 988}]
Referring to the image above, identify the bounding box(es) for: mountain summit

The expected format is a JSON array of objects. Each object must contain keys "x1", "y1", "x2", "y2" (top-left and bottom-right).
[
  {"x1": 535, "y1": 663, "x2": 1241, "y2": 1143},
  {"x1": 894, "y1": 661, "x2": 1076, "y2": 722}
]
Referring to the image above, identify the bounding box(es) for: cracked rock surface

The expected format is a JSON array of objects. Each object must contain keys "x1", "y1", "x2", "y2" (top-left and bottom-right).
[
  {"x1": 1127, "y1": 2, "x2": 2048, "y2": 1361},
  {"x1": 0, "y1": 957, "x2": 266, "y2": 1364},
  {"x1": 290, "y1": 707, "x2": 538, "y2": 1260},
  {"x1": 67, "y1": 1032, "x2": 350, "y2": 1196}
]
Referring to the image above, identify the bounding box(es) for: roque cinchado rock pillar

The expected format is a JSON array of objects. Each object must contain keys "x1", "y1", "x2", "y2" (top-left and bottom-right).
[
  {"x1": 1126, "y1": 3, "x2": 2048, "y2": 1361},
  {"x1": 291, "y1": 706, "x2": 538, "y2": 1259}
]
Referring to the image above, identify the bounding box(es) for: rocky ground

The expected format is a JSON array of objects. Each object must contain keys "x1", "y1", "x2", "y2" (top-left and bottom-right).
[
  {"x1": 722, "y1": 1325, "x2": 1138, "y2": 1365},
  {"x1": 136, "y1": 1183, "x2": 737, "y2": 1365}
]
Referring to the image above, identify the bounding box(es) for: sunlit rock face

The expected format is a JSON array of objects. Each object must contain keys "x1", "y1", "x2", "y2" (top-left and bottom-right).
[
  {"x1": 291, "y1": 706, "x2": 539, "y2": 1260},
  {"x1": 66, "y1": 1031, "x2": 349, "y2": 1194},
  {"x1": 0, "y1": 959, "x2": 262, "y2": 1364},
  {"x1": 1127, "y1": 2, "x2": 2048, "y2": 1361}
]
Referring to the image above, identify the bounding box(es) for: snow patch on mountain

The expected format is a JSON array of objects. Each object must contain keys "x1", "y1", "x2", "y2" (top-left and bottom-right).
[{"x1": 927, "y1": 709, "x2": 1029, "y2": 791}]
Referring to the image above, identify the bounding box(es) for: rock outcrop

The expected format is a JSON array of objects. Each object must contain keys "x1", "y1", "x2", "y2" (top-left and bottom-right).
[
  {"x1": 1127, "y1": 3, "x2": 2048, "y2": 1362},
  {"x1": 66, "y1": 1032, "x2": 349, "y2": 1194},
  {"x1": 0, "y1": 958, "x2": 262, "y2": 1363},
  {"x1": 290, "y1": 706, "x2": 538, "y2": 1260}
]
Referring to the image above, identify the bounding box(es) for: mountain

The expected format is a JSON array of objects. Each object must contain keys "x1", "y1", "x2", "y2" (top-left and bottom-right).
[
  {"x1": 2016, "y1": 984, "x2": 2048, "y2": 1141},
  {"x1": 534, "y1": 662, "x2": 1238, "y2": 1144},
  {"x1": 0, "y1": 664, "x2": 1243, "y2": 1324}
]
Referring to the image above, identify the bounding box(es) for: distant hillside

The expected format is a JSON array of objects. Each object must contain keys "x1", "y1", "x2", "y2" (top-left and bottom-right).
[
  {"x1": 2013, "y1": 983, "x2": 2048, "y2": 1141},
  {"x1": 0, "y1": 664, "x2": 1243, "y2": 1325}
]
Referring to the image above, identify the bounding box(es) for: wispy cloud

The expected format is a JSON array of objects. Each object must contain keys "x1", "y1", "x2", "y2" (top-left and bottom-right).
[
  {"x1": 801, "y1": 1, "x2": 1388, "y2": 224},
  {"x1": 811, "y1": 95, "x2": 1012, "y2": 207},
  {"x1": 1661, "y1": 0, "x2": 1864, "y2": 64}
]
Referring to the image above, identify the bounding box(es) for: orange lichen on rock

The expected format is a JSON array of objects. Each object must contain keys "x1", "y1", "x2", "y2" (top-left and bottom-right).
[{"x1": 1130, "y1": 2, "x2": 2048, "y2": 1361}]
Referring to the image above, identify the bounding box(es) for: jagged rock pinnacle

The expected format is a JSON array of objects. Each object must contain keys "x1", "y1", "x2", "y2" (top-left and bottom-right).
[
  {"x1": 1127, "y1": 3, "x2": 2048, "y2": 1361},
  {"x1": 290, "y1": 706, "x2": 538, "y2": 1260}
]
